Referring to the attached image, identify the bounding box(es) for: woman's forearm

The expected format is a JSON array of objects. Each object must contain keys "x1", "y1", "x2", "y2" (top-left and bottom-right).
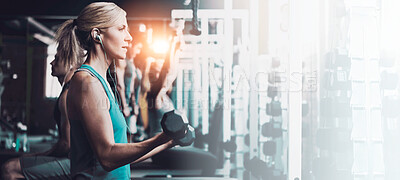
[
  {"x1": 132, "y1": 139, "x2": 174, "y2": 164},
  {"x1": 99, "y1": 133, "x2": 171, "y2": 171}
]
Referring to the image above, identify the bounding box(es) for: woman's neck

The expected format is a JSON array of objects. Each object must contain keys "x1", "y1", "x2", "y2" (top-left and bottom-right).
[
  {"x1": 57, "y1": 75, "x2": 65, "y2": 86},
  {"x1": 85, "y1": 47, "x2": 112, "y2": 78}
]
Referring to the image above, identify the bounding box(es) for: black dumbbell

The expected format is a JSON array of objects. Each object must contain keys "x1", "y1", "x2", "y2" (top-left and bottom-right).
[
  {"x1": 161, "y1": 110, "x2": 195, "y2": 146},
  {"x1": 161, "y1": 110, "x2": 188, "y2": 139},
  {"x1": 221, "y1": 140, "x2": 237, "y2": 152},
  {"x1": 266, "y1": 100, "x2": 282, "y2": 117},
  {"x1": 176, "y1": 125, "x2": 195, "y2": 146},
  {"x1": 263, "y1": 141, "x2": 276, "y2": 156},
  {"x1": 244, "y1": 157, "x2": 272, "y2": 179},
  {"x1": 261, "y1": 121, "x2": 282, "y2": 138}
]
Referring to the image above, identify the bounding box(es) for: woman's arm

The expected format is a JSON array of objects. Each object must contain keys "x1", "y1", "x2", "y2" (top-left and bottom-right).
[
  {"x1": 68, "y1": 72, "x2": 172, "y2": 171},
  {"x1": 34, "y1": 69, "x2": 76, "y2": 157},
  {"x1": 44, "y1": 90, "x2": 70, "y2": 157},
  {"x1": 149, "y1": 35, "x2": 181, "y2": 97},
  {"x1": 133, "y1": 138, "x2": 175, "y2": 164}
]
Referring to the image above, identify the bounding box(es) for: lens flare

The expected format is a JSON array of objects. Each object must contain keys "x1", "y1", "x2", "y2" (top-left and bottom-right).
[{"x1": 152, "y1": 40, "x2": 169, "y2": 54}]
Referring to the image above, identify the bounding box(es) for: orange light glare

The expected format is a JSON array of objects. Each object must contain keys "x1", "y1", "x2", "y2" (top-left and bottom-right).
[
  {"x1": 152, "y1": 40, "x2": 169, "y2": 54},
  {"x1": 139, "y1": 24, "x2": 146, "y2": 32}
]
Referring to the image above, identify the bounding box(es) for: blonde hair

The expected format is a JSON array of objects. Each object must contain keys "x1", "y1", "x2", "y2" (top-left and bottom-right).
[
  {"x1": 56, "y1": 2, "x2": 126, "y2": 66},
  {"x1": 75, "y1": 2, "x2": 126, "y2": 51},
  {"x1": 55, "y1": 19, "x2": 84, "y2": 69}
]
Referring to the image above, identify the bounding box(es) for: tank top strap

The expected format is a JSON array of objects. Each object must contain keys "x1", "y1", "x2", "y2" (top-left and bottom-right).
[{"x1": 76, "y1": 64, "x2": 115, "y2": 104}]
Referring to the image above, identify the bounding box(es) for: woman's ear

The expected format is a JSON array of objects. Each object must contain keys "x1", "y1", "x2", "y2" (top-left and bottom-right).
[{"x1": 91, "y1": 28, "x2": 101, "y2": 43}]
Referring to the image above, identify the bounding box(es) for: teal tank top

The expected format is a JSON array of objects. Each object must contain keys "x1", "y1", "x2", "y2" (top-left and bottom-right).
[{"x1": 70, "y1": 64, "x2": 130, "y2": 179}]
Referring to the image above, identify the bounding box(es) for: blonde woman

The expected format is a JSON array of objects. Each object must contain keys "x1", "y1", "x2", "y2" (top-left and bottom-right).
[{"x1": 64, "y1": 2, "x2": 174, "y2": 179}]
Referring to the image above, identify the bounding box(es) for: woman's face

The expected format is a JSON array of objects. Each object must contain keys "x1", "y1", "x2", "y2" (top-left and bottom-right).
[
  {"x1": 50, "y1": 53, "x2": 68, "y2": 78},
  {"x1": 101, "y1": 16, "x2": 132, "y2": 60}
]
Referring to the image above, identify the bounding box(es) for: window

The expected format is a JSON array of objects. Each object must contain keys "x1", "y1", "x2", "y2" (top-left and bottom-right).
[{"x1": 44, "y1": 43, "x2": 62, "y2": 98}]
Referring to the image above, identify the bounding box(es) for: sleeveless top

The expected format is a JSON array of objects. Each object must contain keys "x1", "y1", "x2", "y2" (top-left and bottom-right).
[{"x1": 69, "y1": 64, "x2": 130, "y2": 179}]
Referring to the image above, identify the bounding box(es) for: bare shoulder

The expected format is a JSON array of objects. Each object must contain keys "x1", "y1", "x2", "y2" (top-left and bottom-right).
[
  {"x1": 64, "y1": 68, "x2": 77, "y2": 84},
  {"x1": 67, "y1": 71, "x2": 110, "y2": 117},
  {"x1": 69, "y1": 71, "x2": 102, "y2": 91},
  {"x1": 68, "y1": 71, "x2": 107, "y2": 104}
]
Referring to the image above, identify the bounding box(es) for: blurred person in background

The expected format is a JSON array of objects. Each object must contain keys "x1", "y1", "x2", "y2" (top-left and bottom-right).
[{"x1": 1, "y1": 18, "x2": 85, "y2": 180}]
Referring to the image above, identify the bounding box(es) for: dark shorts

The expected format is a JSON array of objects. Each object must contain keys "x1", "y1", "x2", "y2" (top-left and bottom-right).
[{"x1": 20, "y1": 156, "x2": 70, "y2": 180}]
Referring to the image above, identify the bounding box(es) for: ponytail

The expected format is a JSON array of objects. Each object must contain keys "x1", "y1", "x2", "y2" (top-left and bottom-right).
[{"x1": 55, "y1": 19, "x2": 84, "y2": 69}]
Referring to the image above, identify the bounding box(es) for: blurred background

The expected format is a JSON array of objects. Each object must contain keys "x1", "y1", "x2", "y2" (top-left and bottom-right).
[{"x1": 1, "y1": 0, "x2": 400, "y2": 180}]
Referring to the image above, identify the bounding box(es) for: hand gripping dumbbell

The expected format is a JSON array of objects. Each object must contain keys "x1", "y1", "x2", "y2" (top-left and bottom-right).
[{"x1": 161, "y1": 110, "x2": 195, "y2": 146}]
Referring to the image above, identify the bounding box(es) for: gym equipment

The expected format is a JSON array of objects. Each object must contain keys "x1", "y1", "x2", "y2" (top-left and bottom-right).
[
  {"x1": 266, "y1": 100, "x2": 282, "y2": 117},
  {"x1": 267, "y1": 85, "x2": 278, "y2": 98},
  {"x1": 193, "y1": 125, "x2": 206, "y2": 148},
  {"x1": 379, "y1": 53, "x2": 395, "y2": 67},
  {"x1": 312, "y1": 157, "x2": 337, "y2": 180},
  {"x1": 177, "y1": 125, "x2": 196, "y2": 146},
  {"x1": 312, "y1": 157, "x2": 352, "y2": 180},
  {"x1": 315, "y1": 128, "x2": 352, "y2": 153},
  {"x1": 243, "y1": 170, "x2": 250, "y2": 180},
  {"x1": 244, "y1": 152, "x2": 250, "y2": 162},
  {"x1": 263, "y1": 141, "x2": 277, "y2": 156},
  {"x1": 261, "y1": 120, "x2": 282, "y2": 138},
  {"x1": 161, "y1": 110, "x2": 195, "y2": 146},
  {"x1": 380, "y1": 71, "x2": 398, "y2": 90},
  {"x1": 323, "y1": 70, "x2": 351, "y2": 90},
  {"x1": 268, "y1": 72, "x2": 282, "y2": 85},
  {"x1": 320, "y1": 97, "x2": 351, "y2": 118},
  {"x1": 325, "y1": 51, "x2": 351, "y2": 69},
  {"x1": 271, "y1": 57, "x2": 280, "y2": 68},
  {"x1": 382, "y1": 96, "x2": 400, "y2": 118},
  {"x1": 161, "y1": 110, "x2": 188, "y2": 139},
  {"x1": 221, "y1": 140, "x2": 237, "y2": 152},
  {"x1": 244, "y1": 134, "x2": 250, "y2": 146},
  {"x1": 150, "y1": 146, "x2": 218, "y2": 176},
  {"x1": 243, "y1": 157, "x2": 273, "y2": 179},
  {"x1": 302, "y1": 101, "x2": 309, "y2": 117},
  {"x1": 190, "y1": 0, "x2": 201, "y2": 35}
]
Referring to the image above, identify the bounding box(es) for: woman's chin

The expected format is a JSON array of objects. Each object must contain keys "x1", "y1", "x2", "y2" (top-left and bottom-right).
[{"x1": 114, "y1": 54, "x2": 126, "y2": 60}]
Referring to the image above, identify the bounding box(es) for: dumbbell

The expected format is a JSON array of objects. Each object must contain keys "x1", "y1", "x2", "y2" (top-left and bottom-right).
[
  {"x1": 261, "y1": 121, "x2": 282, "y2": 138},
  {"x1": 263, "y1": 141, "x2": 276, "y2": 156},
  {"x1": 244, "y1": 156, "x2": 272, "y2": 179},
  {"x1": 266, "y1": 100, "x2": 282, "y2": 116},
  {"x1": 161, "y1": 110, "x2": 195, "y2": 146},
  {"x1": 177, "y1": 125, "x2": 195, "y2": 146},
  {"x1": 221, "y1": 140, "x2": 237, "y2": 152}
]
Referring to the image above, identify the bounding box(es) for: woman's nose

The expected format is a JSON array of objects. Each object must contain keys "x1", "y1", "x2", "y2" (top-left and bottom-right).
[{"x1": 126, "y1": 31, "x2": 133, "y2": 42}]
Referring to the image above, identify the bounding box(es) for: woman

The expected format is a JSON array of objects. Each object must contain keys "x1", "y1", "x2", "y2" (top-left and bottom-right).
[
  {"x1": 65, "y1": 2, "x2": 174, "y2": 179},
  {"x1": 1, "y1": 19, "x2": 84, "y2": 180}
]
